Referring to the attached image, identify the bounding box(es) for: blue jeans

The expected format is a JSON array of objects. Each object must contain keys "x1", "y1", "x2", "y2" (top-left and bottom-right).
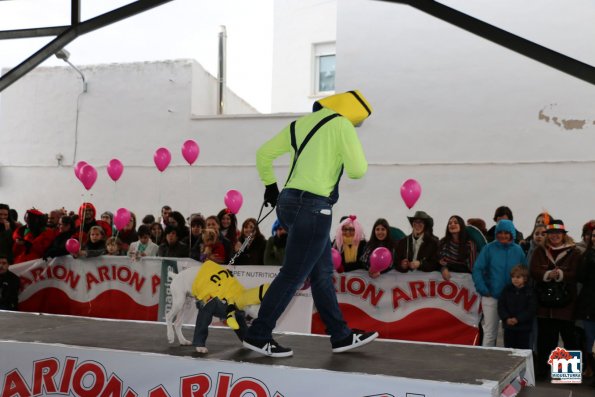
[
  {"x1": 193, "y1": 298, "x2": 247, "y2": 347},
  {"x1": 246, "y1": 188, "x2": 351, "y2": 343}
]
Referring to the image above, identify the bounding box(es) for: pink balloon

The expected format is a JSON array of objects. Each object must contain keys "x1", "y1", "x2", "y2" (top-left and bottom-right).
[
  {"x1": 74, "y1": 161, "x2": 88, "y2": 181},
  {"x1": 107, "y1": 158, "x2": 124, "y2": 182},
  {"x1": 370, "y1": 247, "x2": 393, "y2": 273},
  {"x1": 154, "y1": 147, "x2": 171, "y2": 172},
  {"x1": 114, "y1": 208, "x2": 131, "y2": 231},
  {"x1": 400, "y1": 178, "x2": 422, "y2": 209},
  {"x1": 65, "y1": 238, "x2": 80, "y2": 255},
  {"x1": 224, "y1": 190, "x2": 243, "y2": 214},
  {"x1": 181, "y1": 140, "x2": 200, "y2": 165},
  {"x1": 331, "y1": 248, "x2": 342, "y2": 271},
  {"x1": 79, "y1": 164, "x2": 98, "y2": 190}
]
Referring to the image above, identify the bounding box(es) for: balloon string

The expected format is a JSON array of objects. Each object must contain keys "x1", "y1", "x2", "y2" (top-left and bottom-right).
[
  {"x1": 188, "y1": 166, "x2": 192, "y2": 258},
  {"x1": 78, "y1": 193, "x2": 86, "y2": 252}
]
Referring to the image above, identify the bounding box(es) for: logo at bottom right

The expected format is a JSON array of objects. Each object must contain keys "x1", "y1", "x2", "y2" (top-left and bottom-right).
[{"x1": 548, "y1": 347, "x2": 582, "y2": 384}]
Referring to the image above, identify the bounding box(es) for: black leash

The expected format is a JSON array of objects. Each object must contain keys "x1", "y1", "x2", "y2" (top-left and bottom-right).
[{"x1": 227, "y1": 202, "x2": 275, "y2": 266}]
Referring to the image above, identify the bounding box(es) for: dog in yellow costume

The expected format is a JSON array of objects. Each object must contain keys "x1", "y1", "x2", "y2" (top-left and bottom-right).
[{"x1": 166, "y1": 260, "x2": 269, "y2": 353}]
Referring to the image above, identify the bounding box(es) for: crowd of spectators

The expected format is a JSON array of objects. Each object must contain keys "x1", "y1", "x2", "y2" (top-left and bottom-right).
[{"x1": 0, "y1": 202, "x2": 594, "y2": 382}]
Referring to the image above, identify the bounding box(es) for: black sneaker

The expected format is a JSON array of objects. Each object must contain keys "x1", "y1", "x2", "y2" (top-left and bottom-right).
[
  {"x1": 243, "y1": 338, "x2": 293, "y2": 358},
  {"x1": 331, "y1": 330, "x2": 379, "y2": 353}
]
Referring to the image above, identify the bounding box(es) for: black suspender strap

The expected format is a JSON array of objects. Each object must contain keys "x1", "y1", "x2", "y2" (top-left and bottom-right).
[{"x1": 285, "y1": 113, "x2": 340, "y2": 186}]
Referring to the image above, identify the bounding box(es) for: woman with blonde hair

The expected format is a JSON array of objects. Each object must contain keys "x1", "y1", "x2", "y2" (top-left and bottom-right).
[
  {"x1": 530, "y1": 219, "x2": 581, "y2": 379},
  {"x1": 332, "y1": 215, "x2": 366, "y2": 273}
]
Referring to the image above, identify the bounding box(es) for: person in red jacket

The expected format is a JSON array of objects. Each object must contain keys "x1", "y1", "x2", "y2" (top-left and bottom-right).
[
  {"x1": 73, "y1": 203, "x2": 112, "y2": 245},
  {"x1": 12, "y1": 209, "x2": 56, "y2": 264}
]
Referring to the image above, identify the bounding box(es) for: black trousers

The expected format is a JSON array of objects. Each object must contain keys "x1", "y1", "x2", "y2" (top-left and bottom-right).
[{"x1": 536, "y1": 318, "x2": 579, "y2": 375}]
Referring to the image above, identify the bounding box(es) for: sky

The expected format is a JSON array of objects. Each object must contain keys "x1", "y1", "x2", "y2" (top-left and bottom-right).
[{"x1": 0, "y1": 0, "x2": 274, "y2": 112}]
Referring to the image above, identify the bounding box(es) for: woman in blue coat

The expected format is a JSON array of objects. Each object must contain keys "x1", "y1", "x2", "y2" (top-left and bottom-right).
[{"x1": 472, "y1": 219, "x2": 527, "y2": 347}]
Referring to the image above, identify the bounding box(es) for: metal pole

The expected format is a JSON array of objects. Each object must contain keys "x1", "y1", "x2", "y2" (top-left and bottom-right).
[{"x1": 217, "y1": 25, "x2": 227, "y2": 115}]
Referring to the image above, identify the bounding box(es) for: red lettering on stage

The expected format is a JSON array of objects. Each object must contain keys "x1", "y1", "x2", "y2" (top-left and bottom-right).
[
  {"x1": 98, "y1": 374, "x2": 125, "y2": 397},
  {"x1": 181, "y1": 374, "x2": 211, "y2": 397},
  {"x1": 59, "y1": 357, "x2": 77, "y2": 393},
  {"x1": 409, "y1": 281, "x2": 427, "y2": 299},
  {"x1": 2, "y1": 370, "x2": 32, "y2": 397},
  {"x1": 229, "y1": 378, "x2": 269, "y2": 397},
  {"x1": 215, "y1": 373, "x2": 232, "y2": 397},
  {"x1": 124, "y1": 388, "x2": 139, "y2": 397},
  {"x1": 392, "y1": 287, "x2": 412, "y2": 309},
  {"x1": 86, "y1": 272, "x2": 100, "y2": 291},
  {"x1": 32, "y1": 358, "x2": 59, "y2": 394},
  {"x1": 454, "y1": 287, "x2": 479, "y2": 312},
  {"x1": 215, "y1": 373, "x2": 275, "y2": 397},
  {"x1": 148, "y1": 385, "x2": 171, "y2": 397},
  {"x1": 72, "y1": 362, "x2": 106, "y2": 397},
  {"x1": 152, "y1": 275, "x2": 161, "y2": 295}
]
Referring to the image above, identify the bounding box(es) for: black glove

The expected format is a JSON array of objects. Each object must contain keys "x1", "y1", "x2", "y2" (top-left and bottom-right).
[{"x1": 264, "y1": 183, "x2": 280, "y2": 207}]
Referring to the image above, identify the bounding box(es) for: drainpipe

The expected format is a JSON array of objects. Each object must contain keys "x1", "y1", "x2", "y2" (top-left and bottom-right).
[{"x1": 217, "y1": 25, "x2": 227, "y2": 115}]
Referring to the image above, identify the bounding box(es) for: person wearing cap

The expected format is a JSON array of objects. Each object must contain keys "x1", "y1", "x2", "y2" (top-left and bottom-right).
[
  {"x1": 12, "y1": 209, "x2": 56, "y2": 264},
  {"x1": 529, "y1": 219, "x2": 581, "y2": 378},
  {"x1": 244, "y1": 90, "x2": 378, "y2": 357},
  {"x1": 263, "y1": 220, "x2": 287, "y2": 266},
  {"x1": 396, "y1": 211, "x2": 439, "y2": 273},
  {"x1": 472, "y1": 219, "x2": 527, "y2": 347}
]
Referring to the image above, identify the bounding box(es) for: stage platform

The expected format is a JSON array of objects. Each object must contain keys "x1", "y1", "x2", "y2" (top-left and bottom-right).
[{"x1": 0, "y1": 311, "x2": 536, "y2": 397}]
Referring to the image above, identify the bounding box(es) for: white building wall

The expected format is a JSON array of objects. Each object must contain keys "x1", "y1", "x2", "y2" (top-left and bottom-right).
[
  {"x1": 334, "y1": 0, "x2": 595, "y2": 237},
  {"x1": 0, "y1": 60, "x2": 280, "y2": 231},
  {"x1": 270, "y1": 0, "x2": 337, "y2": 113},
  {"x1": 1, "y1": 0, "x2": 595, "y2": 241}
]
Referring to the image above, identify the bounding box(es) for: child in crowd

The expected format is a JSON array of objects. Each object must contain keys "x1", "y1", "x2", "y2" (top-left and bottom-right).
[
  {"x1": 105, "y1": 237, "x2": 126, "y2": 256},
  {"x1": 79, "y1": 226, "x2": 107, "y2": 258},
  {"x1": 200, "y1": 228, "x2": 226, "y2": 264},
  {"x1": 497, "y1": 264, "x2": 536, "y2": 349},
  {"x1": 128, "y1": 225, "x2": 159, "y2": 259}
]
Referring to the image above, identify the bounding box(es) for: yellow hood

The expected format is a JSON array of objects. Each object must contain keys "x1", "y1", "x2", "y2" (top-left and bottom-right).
[{"x1": 313, "y1": 90, "x2": 372, "y2": 126}]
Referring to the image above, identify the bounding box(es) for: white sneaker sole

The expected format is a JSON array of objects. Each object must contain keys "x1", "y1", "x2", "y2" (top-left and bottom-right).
[
  {"x1": 242, "y1": 340, "x2": 294, "y2": 358},
  {"x1": 332, "y1": 332, "x2": 379, "y2": 353}
]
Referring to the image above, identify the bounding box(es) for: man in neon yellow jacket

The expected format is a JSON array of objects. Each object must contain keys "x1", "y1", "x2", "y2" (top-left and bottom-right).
[{"x1": 243, "y1": 90, "x2": 379, "y2": 357}]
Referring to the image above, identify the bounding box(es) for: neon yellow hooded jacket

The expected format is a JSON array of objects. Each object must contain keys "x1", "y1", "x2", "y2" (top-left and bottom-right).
[{"x1": 256, "y1": 91, "x2": 372, "y2": 197}]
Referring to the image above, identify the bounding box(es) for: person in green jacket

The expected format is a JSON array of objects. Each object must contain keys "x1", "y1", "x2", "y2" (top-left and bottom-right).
[{"x1": 242, "y1": 90, "x2": 379, "y2": 357}]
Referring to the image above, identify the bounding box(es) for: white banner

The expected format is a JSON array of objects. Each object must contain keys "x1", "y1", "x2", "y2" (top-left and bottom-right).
[
  {"x1": 0, "y1": 341, "x2": 504, "y2": 397},
  {"x1": 9, "y1": 257, "x2": 313, "y2": 333},
  {"x1": 311, "y1": 271, "x2": 482, "y2": 344}
]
